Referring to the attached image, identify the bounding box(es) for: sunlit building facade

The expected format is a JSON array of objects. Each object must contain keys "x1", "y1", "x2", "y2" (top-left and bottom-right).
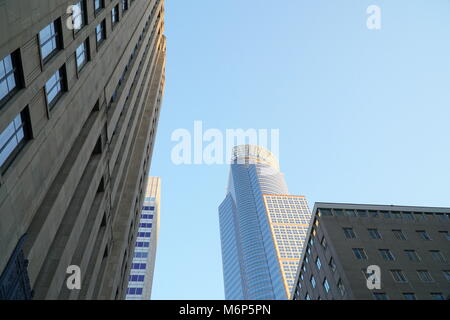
[
  {"x1": 218, "y1": 145, "x2": 311, "y2": 300},
  {"x1": 126, "y1": 177, "x2": 161, "y2": 300}
]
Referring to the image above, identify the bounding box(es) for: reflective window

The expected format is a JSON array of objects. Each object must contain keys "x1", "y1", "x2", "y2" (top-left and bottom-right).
[
  {"x1": 96, "y1": 21, "x2": 106, "y2": 45},
  {"x1": 72, "y1": 1, "x2": 86, "y2": 31},
  {"x1": 0, "y1": 53, "x2": 18, "y2": 103},
  {"x1": 76, "y1": 41, "x2": 88, "y2": 71},
  {"x1": 45, "y1": 68, "x2": 64, "y2": 107},
  {"x1": 0, "y1": 112, "x2": 27, "y2": 170},
  {"x1": 39, "y1": 21, "x2": 60, "y2": 61}
]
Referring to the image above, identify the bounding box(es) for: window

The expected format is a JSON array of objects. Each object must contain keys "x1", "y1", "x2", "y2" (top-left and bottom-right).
[
  {"x1": 343, "y1": 227, "x2": 356, "y2": 239},
  {"x1": 403, "y1": 293, "x2": 416, "y2": 300},
  {"x1": 96, "y1": 21, "x2": 106, "y2": 47},
  {"x1": 439, "y1": 231, "x2": 450, "y2": 240},
  {"x1": 430, "y1": 250, "x2": 446, "y2": 263},
  {"x1": 390, "y1": 270, "x2": 407, "y2": 283},
  {"x1": 0, "y1": 52, "x2": 20, "y2": 104},
  {"x1": 442, "y1": 270, "x2": 450, "y2": 282},
  {"x1": 323, "y1": 278, "x2": 330, "y2": 293},
  {"x1": 430, "y1": 293, "x2": 445, "y2": 300},
  {"x1": 417, "y1": 270, "x2": 433, "y2": 283},
  {"x1": 392, "y1": 229, "x2": 407, "y2": 240},
  {"x1": 39, "y1": 20, "x2": 60, "y2": 62},
  {"x1": 379, "y1": 249, "x2": 395, "y2": 261},
  {"x1": 404, "y1": 250, "x2": 421, "y2": 262},
  {"x1": 352, "y1": 248, "x2": 367, "y2": 260},
  {"x1": 305, "y1": 293, "x2": 311, "y2": 300},
  {"x1": 72, "y1": 1, "x2": 86, "y2": 31},
  {"x1": 373, "y1": 293, "x2": 388, "y2": 300},
  {"x1": 75, "y1": 40, "x2": 89, "y2": 72},
  {"x1": 337, "y1": 279, "x2": 345, "y2": 296},
  {"x1": 319, "y1": 208, "x2": 332, "y2": 216},
  {"x1": 45, "y1": 67, "x2": 65, "y2": 108},
  {"x1": 368, "y1": 228, "x2": 382, "y2": 239},
  {"x1": 111, "y1": 5, "x2": 119, "y2": 26},
  {"x1": 417, "y1": 230, "x2": 431, "y2": 241},
  {"x1": 329, "y1": 257, "x2": 336, "y2": 272},
  {"x1": 310, "y1": 275, "x2": 316, "y2": 288},
  {"x1": 403, "y1": 212, "x2": 414, "y2": 220},
  {"x1": 94, "y1": 0, "x2": 104, "y2": 13},
  {"x1": 0, "y1": 110, "x2": 29, "y2": 172},
  {"x1": 321, "y1": 236, "x2": 327, "y2": 249},
  {"x1": 315, "y1": 257, "x2": 321, "y2": 270},
  {"x1": 122, "y1": 0, "x2": 129, "y2": 12}
]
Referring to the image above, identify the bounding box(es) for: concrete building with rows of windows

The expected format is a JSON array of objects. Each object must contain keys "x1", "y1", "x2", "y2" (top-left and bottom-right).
[
  {"x1": 291, "y1": 203, "x2": 450, "y2": 300},
  {"x1": 0, "y1": 0, "x2": 166, "y2": 299}
]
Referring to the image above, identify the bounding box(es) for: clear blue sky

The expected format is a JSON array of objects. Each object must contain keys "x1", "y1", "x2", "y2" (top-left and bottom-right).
[{"x1": 150, "y1": 0, "x2": 450, "y2": 299}]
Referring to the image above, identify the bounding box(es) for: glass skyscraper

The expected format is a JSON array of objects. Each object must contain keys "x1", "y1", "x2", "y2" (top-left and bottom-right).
[
  {"x1": 126, "y1": 177, "x2": 161, "y2": 300},
  {"x1": 219, "y1": 145, "x2": 312, "y2": 300}
]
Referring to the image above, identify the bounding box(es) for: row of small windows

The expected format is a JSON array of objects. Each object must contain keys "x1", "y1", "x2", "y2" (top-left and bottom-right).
[
  {"x1": 0, "y1": 0, "x2": 154, "y2": 174},
  {"x1": 352, "y1": 247, "x2": 447, "y2": 263},
  {"x1": 319, "y1": 208, "x2": 450, "y2": 221},
  {"x1": 343, "y1": 227, "x2": 449, "y2": 241},
  {"x1": 373, "y1": 292, "x2": 447, "y2": 300}
]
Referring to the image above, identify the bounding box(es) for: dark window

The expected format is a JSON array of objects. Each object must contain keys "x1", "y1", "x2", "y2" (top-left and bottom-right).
[
  {"x1": 442, "y1": 270, "x2": 450, "y2": 282},
  {"x1": 390, "y1": 269, "x2": 407, "y2": 283},
  {"x1": 404, "y1": 250, "x2": 421, "y2": 262},
  {"x1": 439, "y1": 231, "x2": 449, "y2": 241},
  {"x1": 45, "y1": 67, "x2": 65, "y2": 108},
  {"x1": 39, "y1": 20, "x2": 61, "y2": 62},
  {"x1": 94, "y1": 0, "x2": 104, "y2": 14},
  {"x1": 430, "y1": 293, "x2": 445, "y2": 300},
  {"x1": 75, "y1": 40, "x2": 89, "y2": 72},
  {"x1": 430, "y1": 250, "x2": 446, "y2": 263},
  {"x1": 393, "y1": 229, "x2": 407, "y2": 240},
  {"x1": 417, "y1": 230, "x2": 431, "y2": 241},
  {"x1": 352, "y1": 248, "x2": 367, "y2": 260},
  {"x1": 373, "y1": 293, "x2": 389, "y2": 300},
  {"x1": 0, "y1": 51, "x2": 21, "y2": 105},
  {"x1": 343, "y1": 227, "x2": 356, "y2": 239},
  {"x1": 111, "y1": 5, "x2": 119, "y2": 26},
  {"x1": 0, "y1": 109, "x2": 30, "y2": 173},
  {"x1": 368, "y1": 228, "x2": 382, "y2": 239},
  {"x1": 417, "y1": 270, "x2": 433, "y2": 283},
  {"x1": 379, "y1": 249, "x2": 395, "y2": 261},
  {"x1": 122, "y1": 0, "x2": 129, "y2": 12},
  {"x1": 96, "y1": 21, "x2": 106, "y2": 48},
  {"x1": 329, "y1": 257, "x2": 336, "y2": 272},
  {"x1": 403, "y1": 293, "x2": 416, "y2": 300}
]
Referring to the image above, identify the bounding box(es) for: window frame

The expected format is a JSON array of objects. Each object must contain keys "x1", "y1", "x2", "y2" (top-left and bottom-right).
[
  {"x1": 0, "y1": 51, "x2": 22, "y2": 107},
  {"x1": 75, "y1": 39, "x2": 89, "y2": 73},
  {"x1": 38, "y1": 19, "x2": 62, "y2": 64},
  {"x1": 0, "y1": 108, "x2": 31, "y2": 174},
  {"x1": 44, "y1": 66, "x2": 66, "y2": 110}
]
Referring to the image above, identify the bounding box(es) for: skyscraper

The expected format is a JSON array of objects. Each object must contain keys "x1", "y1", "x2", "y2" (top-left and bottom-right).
[
  {"x1": 0, "y1": 0, "x2": 166, "y2": 300},
  {"x1": 218, "y1": 145, "x2": 312, "y2": 300},
  {"x1": 126, "y1": 177, "x2": 161, "y2": 300},
  {"x1": 292, "y1": 203, "x2": 450, "y2": 300}
]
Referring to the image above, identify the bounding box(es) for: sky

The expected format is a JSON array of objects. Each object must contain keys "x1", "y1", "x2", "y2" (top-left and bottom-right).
[{"x1": 150, "y1": 0, "x2": 450, "y2": 299}]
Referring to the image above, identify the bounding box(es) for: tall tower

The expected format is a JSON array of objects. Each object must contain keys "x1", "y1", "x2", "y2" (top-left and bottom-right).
[
  {"x1": 126, "y1": 177, "x2": 161, "y2": 300},
  {"x1": 0, "y1": 0, "x2": 166, "y2": 299},
  {"x1": 218, "y1": 145, "x2": 312, "y2": 300}
]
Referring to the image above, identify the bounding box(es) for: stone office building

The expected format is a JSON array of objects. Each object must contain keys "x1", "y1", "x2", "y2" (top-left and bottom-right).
[
  {"x1": 0, "y1": 0, "x2": 166, "y2": 299},
  {"x1": 292, "y1": 203, "x2": 450, "y2": 300}
]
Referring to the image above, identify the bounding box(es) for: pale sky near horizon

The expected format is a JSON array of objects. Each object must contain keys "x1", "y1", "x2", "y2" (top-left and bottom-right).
[{"x1": 150, "y1": 0, "x2": 450, "y2": 299}]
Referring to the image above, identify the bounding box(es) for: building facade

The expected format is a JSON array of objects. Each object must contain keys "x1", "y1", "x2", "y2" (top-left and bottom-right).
[
  {"x1": 126, "y1": 176, "x2": 160, "y2": 300},
  {"x1": 218, "y1": 145, "x2": 311, "y2": 300},
  {"x1": 292, "y1": 203, "x2": 450, "y2": 300},
  {"x1": 0, "y1": 0, "x2": 166, "y2": 300}
]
